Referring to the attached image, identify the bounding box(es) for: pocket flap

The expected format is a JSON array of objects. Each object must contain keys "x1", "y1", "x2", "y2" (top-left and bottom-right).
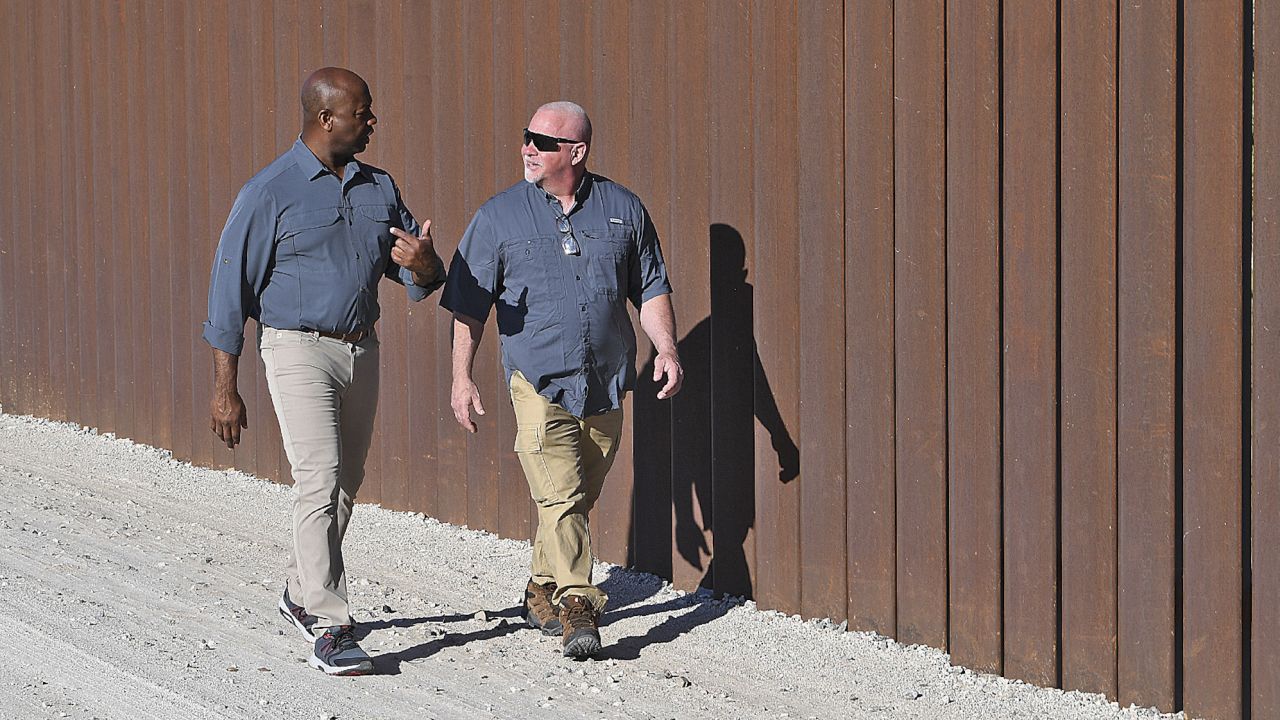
[
  {"x1": 514, "y1": 425, "x2": 543, "y2": 453},
  {"x1": 357, "y1": 204, "x2": 395, "y2": 222},
  {"x1": 279, "y1": 208, "x2": 341, "y2": 237}
]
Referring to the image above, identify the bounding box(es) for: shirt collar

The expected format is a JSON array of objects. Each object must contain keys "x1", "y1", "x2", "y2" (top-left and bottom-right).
[
  {"x1": 290, "y1": 137, "x2": 373, "y2": 183},
  {"x1": 290, "y1": 138, "x2": 329, "y2": 180},
  {"x1": 537, "y1": 172, "x2": 594, "y2": 210}
]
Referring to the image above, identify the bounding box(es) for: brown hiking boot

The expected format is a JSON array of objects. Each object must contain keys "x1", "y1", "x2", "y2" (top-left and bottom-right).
[
  {"x1": 558, "y1": 594, "x2": 601, "y2": 659},
  {"x1": 523, "y1": 579, "x2": 562, "y2": 635}
]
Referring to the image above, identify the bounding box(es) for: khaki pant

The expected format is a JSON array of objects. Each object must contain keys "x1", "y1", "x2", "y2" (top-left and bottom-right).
[
  {"x1": 259, "y1": 327, "x2": 379, "y2": 629},
  {"x1": 509, "y1": 371, "x2": 623, "y2": 613}
]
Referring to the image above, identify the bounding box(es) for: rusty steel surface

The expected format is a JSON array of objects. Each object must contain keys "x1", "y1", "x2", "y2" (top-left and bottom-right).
[
  {"x1": 892, "y1": 0, "x2": 948, "y2": 651},
  {"x1": 844, "y1": 0, "x2": 897, "y2": 639},
  {"x1": 1182, "y1": 2, "x2": 1246, "y2": 719},
  {"x1": 1117, "y1": 0, "x2": 1178, "y2": 710},
  {"x1": 945, "y1": 0, "x2": 1002, "y2": 676},
  {"x1": 1000, "y1": 0, "x2": 1060, "y2": 690},
  {"x1": 0, "y1": 1, "x2": 1269, "y2": 715},
  {"x1": 1255, "y1": 1, "x2": 1280, "y2": 717},
  {"x1": 1059, "y1": 0, "x2": 1119, "y2": 699}
]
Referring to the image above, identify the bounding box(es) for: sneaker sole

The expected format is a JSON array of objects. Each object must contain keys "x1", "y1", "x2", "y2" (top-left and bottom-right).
[
  {"x1": 562, "y1": 632, "x2": 602, "y2": 659},
  {"x1": 307, "y1": 653, "x2": 373, "y2": 676},
  {"x1": 278, "y1": 597, "x2": 317, "y2": 643}
]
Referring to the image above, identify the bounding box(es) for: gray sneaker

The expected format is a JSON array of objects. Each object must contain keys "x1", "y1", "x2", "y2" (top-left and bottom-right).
[
  {"x1": 278, "y1": 587, "x2": 318, "y2": 642},
  {"x1": 308, "y1": 626, "x2": 373, "y2": 676}
]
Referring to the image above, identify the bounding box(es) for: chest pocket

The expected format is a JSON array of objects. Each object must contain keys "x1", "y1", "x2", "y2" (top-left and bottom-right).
[
  {"x1": 499, "y1": 236, "x2": 565, "y2": 301},
  {"x1": 580, "y1": 226, "x2": 631, "y2": 298},
  {"x1": 354, "y1": 204, "x2": 398, "y2": 262},
  {"x1": 278, "y1": 208, "x2": 341, "y2": 241},
  {"x1": 277, "y1": 208, "x2": 343, "y2": 271}
]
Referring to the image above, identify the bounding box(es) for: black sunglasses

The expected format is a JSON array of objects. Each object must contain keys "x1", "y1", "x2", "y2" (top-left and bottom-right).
[{"x1": 523, "y1": 128, "x2": 582, "y2": 152}]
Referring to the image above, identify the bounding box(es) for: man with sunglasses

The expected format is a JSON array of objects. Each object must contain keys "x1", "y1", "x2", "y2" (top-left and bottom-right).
[
  {"x1": 202, "y1": 67, "x2": 445, "y2": 676},
  {"x1": 442, "y1": 101, "x2": 682, "y2": 658}
]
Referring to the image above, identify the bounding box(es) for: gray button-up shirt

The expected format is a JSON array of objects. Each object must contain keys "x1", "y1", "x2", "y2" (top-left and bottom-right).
[
  {"x1": 442, "y1": 173, "x2": 672, "y2": 417},
  {"x1": 202, "y1": 139, "x2": 441, "y2": 355}
]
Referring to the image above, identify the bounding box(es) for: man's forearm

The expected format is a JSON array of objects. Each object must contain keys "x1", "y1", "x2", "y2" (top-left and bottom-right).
[
  {"x1": 639, "y1": 293, "x2": 678, "y2": 355},
  {"x1": 452, "y1": 313, "x2": 485, "y2": 380},
  {"x1": 212, "y1": 348, "x2": 240, "y2": 395}
]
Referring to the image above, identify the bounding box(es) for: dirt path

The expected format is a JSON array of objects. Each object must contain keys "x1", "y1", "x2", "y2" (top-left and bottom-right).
[{"x1": 0, "y1": 412, "x2": 1181, "y2": 720}]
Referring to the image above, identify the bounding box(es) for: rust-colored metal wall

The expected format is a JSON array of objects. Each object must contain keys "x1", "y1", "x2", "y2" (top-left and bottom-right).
[{"x1": 0, "y1": 1, "x2": 1269, "y2": 717}]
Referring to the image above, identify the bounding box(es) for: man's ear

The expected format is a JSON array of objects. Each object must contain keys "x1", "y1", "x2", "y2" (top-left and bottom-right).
[
  {"x1": 318, "y1": 109, "x2": 333, "y2": 131},
  {"x1": 571, "y1": 143, "x2": 588, "y2": 165}
]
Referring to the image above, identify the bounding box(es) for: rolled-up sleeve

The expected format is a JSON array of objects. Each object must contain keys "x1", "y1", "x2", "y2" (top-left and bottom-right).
[
  {"x1": 385, "y1": 180, "x2": 441, "y2": 301},
  {"x1": 440, "y1": 209, "x2": 499, "y2": 322},
  {"x1": 631, "y1": 204, "x2": 673, "y2": 308},
  {"x1": 201, "y1": 183, "x2": 277, "y2": 355}
]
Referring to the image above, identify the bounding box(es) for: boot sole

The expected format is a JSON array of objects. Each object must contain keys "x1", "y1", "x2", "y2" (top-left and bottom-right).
[{"x1": 562, "y1": 631, "x2": 602, "y2": 659}]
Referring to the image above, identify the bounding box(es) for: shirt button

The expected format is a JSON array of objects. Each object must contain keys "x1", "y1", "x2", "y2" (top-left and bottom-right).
[{"x1": 355, "y1": 253, "x2": 361, "y2": 259}]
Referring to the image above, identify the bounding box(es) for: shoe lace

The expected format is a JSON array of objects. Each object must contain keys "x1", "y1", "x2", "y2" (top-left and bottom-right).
[
  {"x1": 562, "y1": 598, "x2": 597, "y2": 631},
  {"x1": 323, "y1": 626, "x2": 360, "y2": 653}
]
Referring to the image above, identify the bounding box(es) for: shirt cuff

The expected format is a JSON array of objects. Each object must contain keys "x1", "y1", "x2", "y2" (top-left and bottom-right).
[
  {"x1": 639, "y1": 284, "x2": 674, "y2": 305},
  {"x1": 202, "y1": 322, "x2": 245, "y2": 356},
  {"x1": 401, "y1": 266, "x2": 444, "y2": 301}
]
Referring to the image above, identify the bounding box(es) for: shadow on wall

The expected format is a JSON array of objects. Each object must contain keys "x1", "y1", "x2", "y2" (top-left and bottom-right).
[{"x1": 627, "y1": 223, "x2": 799, "y2": 599}]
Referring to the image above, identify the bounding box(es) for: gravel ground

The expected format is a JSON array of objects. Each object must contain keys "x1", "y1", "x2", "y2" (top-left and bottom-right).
[{"x1": 0, "y1": 411, "x2": 1186, "y2": 720}]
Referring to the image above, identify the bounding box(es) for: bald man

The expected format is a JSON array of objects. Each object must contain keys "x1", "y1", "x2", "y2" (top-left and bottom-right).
[
  {"x1": 202, "y1": 67, "x2": 444, "y2": 675},
  {"x1": 443, "y1": 101, "x2": 682, "y2": 658}
]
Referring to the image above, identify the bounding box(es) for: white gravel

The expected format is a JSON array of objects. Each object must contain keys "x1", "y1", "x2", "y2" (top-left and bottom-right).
[{"x1": 0, "y1": 410, "x2": 1185, "y2": 720}]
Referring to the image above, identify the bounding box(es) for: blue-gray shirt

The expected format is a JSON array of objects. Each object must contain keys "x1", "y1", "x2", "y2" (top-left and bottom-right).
[
  {"x1": 442, "y1": 173, "x2": 672, "y2": 417},
  {"x1": 202, "y1": 139, "x2": 441, "y2": 355}
]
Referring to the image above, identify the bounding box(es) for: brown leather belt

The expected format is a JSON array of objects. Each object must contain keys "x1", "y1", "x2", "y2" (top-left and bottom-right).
[{"x1": 304, "y1": 327, "x2": 371, "y2": 343}]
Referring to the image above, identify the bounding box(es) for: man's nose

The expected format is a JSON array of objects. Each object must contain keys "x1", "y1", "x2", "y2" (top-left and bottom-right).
[{"x1": 368, "y1": 114, "x2": 377, "y2": 126}]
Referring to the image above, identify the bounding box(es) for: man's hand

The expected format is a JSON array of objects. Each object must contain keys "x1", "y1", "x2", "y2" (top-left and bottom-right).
[
  {"x1": 210, "y1": 390, "x2": 248, "y2": 449},
  {"x1": 390, "y1": 222, "x2": 444, "y2": 283},
  {"x1": 451, "y1": 377, "x2": 486, "y2": 433},
  {"x1": 653, "y1": 351, "x2": 684, "y2": 400},
  {"x1": 210, "y1": 348, "x2": 247, "y2": 449}
]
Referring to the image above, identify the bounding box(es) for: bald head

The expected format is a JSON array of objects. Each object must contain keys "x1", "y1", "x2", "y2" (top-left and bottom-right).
[
  {"x1": 301, "y1": 67, "x2": 369, "y2": 128},
  {"x1": 534, "y1": 101, "x2": 592, "y2": 144},
  {"x1": 299, "y1": 67, "x2": 377, "y2": 168}
]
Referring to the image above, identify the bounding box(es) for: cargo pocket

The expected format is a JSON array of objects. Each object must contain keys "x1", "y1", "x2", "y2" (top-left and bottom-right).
[
  {"x1": 514, "y1": 423, "x2": 556, "y2": 503},
  {"x1": 514, "y1": 424, "x2": 543, "y2": 454}
]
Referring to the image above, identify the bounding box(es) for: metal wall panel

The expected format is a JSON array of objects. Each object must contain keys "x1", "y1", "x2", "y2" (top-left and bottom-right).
[
  {"x1": 1255, "y1": 1, "x2": 1280, "y2": 717},
  {"x1": 1059, "y1": 0, "x2": 1118, "y2": 699},
  {"x1": 797, "y1": 0, "x2": 846, "y2": 623},
  {"x1": 892, "y1": 0, "x2": 948, "y2": 650},
  {"x1": 748, "y1": 0, "x2": 801, "y2": 614},
  {"x1": 843, "y1": 0, "x2": 896, "y2": 638},
  {"x1": 1117, "y1": 0, "x2": 1178, "y2": 710},
  {"x1": 0, "y1": 1, "x2": 1266, "y2": 715},
  {"x1": 945, "y1": 0, "x2": 1002, "y2": 676},
  {"x1": 1001, "y1": 0, "x2": 1060, "y2": 689},
  {"x1": 1183, "y1": 2, "x2": 1245, "y2": 718}
]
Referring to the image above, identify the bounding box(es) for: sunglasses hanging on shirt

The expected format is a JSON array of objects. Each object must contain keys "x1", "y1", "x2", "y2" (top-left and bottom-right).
[{"x1": 556, "y1": 213, "x2": 581, "y2": 255}]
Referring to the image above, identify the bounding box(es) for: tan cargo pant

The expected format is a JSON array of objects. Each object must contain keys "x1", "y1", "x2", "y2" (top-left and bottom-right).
[
  {"x1": 509, "y1": 371, "x2": 623, "y2": 613},
  {"x1": 259, "y1": 327, "x2": 379, "y2": 629}
]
